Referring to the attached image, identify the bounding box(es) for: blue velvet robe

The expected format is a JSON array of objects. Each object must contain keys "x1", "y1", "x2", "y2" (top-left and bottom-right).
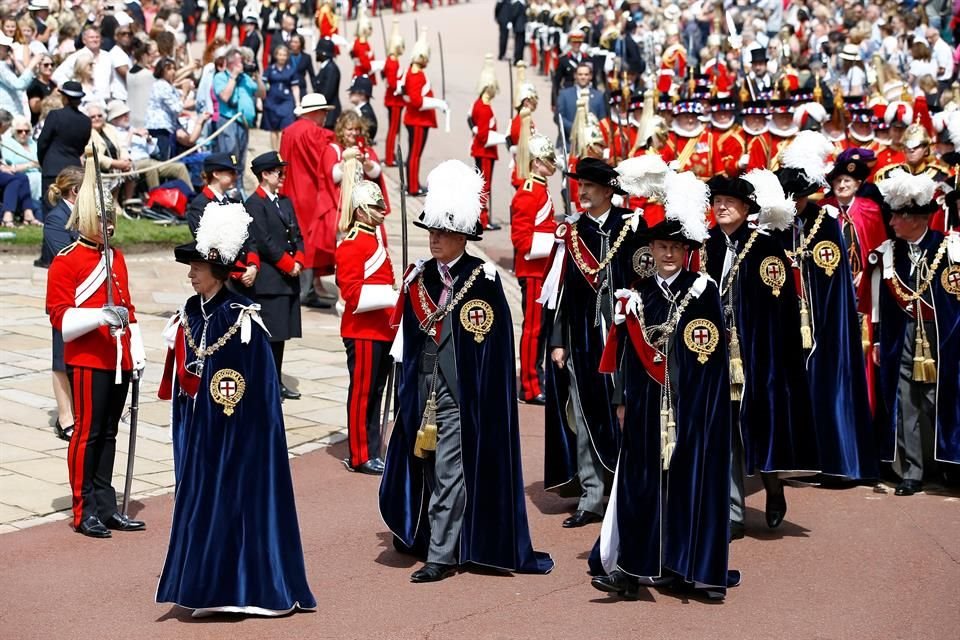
[
  {"x1": 781, "y1": 203, "x2": 877, "y2": 479},
  {"x1": 542, "y1": 208, "x2": 645, "y2": 492},
  {"x1": 379, "y1": 255, "x2": 554, "y2": 574},
  {"x1": 876, "y1": 230, "x2": 960, "y2": 465},
  {"x1": 704, "y1": 224, "x2": 820, "y2": 474},
  {"x1": 588, "y1": 272, "x2": 734, "y2": 590},
  {"x1": 156, "y1": 288, "x2": 316, "y2": 612}
]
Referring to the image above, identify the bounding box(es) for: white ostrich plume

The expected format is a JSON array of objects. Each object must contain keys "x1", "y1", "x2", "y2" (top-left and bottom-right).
[
  {"x1": 744, "y1": 169, "x2": 797, "y2": 231},
  {"x1": 877, "y1": 168, "x2": 937, "y2": 210},
  {"x1": 196, "y1": 202, "x2": 251, "y2": 264},
  {"x1": 664, "y1": 171, "x2": 710, "y2": 242},
  {"x1": 781, "y1": 130, "x2": 834, "y2": 186},
  {"x1": 615, "y1": 155, "x2": 670, "y2": 199},
  {"x1": 423, "y1": 160, "x2": 485, "y2": 234}
]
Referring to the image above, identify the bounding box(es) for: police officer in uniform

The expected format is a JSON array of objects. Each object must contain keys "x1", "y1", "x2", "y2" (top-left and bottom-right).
[
  {"x1": 37, "y1": 81, "x2": 91, "y2": 215},
  {"x1": 245, "y1": 151, "x2": 304, "y2": 400}
]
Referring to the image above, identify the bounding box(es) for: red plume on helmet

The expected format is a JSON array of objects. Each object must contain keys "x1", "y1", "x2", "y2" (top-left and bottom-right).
[{"x1": 883, "y1": 101, "x2": 913, "y2": 127}]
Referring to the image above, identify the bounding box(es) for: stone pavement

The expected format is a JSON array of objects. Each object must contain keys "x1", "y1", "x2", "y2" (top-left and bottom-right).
[{"x1": 0, "y1": 133, "x2": 524, "y2": 533}]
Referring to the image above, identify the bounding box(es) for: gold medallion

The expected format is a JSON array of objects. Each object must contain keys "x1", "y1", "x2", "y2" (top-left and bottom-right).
[
  {"x1": 632, "y1": 246, "x2": 656, "y2": 278},
  {"x1": 760, "y1": 256, "x2": 787, "y2": 297},
  {"x1": 813, "y1": 240, "x2": 841, "y2": 276},
  {"x1": 942, "y1": 264, "x2": 960, "y2": 299},
  {"x1": 684, "y1": 319, "x2": 720, "y2": 364},
  {"x1": 210, "y1": 368, "x2": 246, "y2": 416},
  {"x1": 459, "y1": 299, "x2": 494, "y2": 343}
]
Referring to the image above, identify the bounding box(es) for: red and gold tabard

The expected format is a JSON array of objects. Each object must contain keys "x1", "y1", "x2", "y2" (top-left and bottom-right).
[
  {"x1": 870, "y1": 144, "x2": 906, "y2": 181},
  {"x1": 710, "y1": 126, "x2": 747, "y2": 177},
  {"x1": 746, "y1": 130, "x2": 773, "y2": 171},
  {"x1": 599, "y1": 118, "x2": 638, "y2": 162},
  {"x1": 666, "y1": 128, "x2": 713, "y2": 179},
  {"x1": 767, "y1": 133, "x2": 794, "y2": 172}
]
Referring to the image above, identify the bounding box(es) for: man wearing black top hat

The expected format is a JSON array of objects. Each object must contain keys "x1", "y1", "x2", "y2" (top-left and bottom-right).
[
  {"x1": 703, "y1": 175, "x2": 819, "y2": 539},
  {"x1": 37, "y1": 81, "x2": 90, "y2": 215},
  {"x1": 245, "y1": 151, "x2": 304, "y2": 401},
  {"x1": 312, "y1": 38, "x2": 342, "y2": 129},
  {"x1": 348, "y1": 75, "x2": 377, "y2": 142},
  {"x1": 539, "y1": 157, "x2": 645, "y2": 528}
]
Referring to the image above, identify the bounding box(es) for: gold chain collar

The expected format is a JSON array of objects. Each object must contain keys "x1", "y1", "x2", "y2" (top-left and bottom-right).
[
  {"x1": 635, "y1": 282, "x2": 699, "y2": 349},
  {"x1": 720, "y1": 229, "x2": 761, "y2": 297},
  {"x1": 886, "y1": 237, "x2": 950, "y2": 303},
  {"x1": 182, "y1": 315, "x2": 241, "y2": 359},
  {"x1": 416, "y1": 265, "x2": 484, "y2": 334},
  {"x1": 569, "y1": 217, "x2": 632, "y2": 276},
  {"x1": 785, "y1": 206, "x2": 828, "y2": 260}
]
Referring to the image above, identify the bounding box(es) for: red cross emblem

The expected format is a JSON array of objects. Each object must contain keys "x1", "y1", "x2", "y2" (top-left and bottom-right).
[
  {"x1": 468, "y1": 308, "x2": 486, "y2": 326},
  {"x1": 949, "y1": 271, "x2": 960, "y2": 287},
  {"x1": 639, "y1": 253, "x2": 654, "y2": 268},
  {"x1": 692, "y1": 327, "x2": 711, "y2": 345},
  {"x1": 766, "y1": 262, "x2": 783, "y2": 279},
  {"x1": 818, "y1": 246, "x2": 835, "y2": 262},
  {"x1": 218, "y1": 379, "x2": 237, "y2": 398}
]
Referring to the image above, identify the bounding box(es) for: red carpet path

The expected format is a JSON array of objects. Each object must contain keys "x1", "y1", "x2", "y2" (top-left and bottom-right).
[{"x1": 0, "y1": 404, "x2": 958, "y2": 639}]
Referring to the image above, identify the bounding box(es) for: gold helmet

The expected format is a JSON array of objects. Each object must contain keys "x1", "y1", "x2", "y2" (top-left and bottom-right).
[
  {"x1": 903, "y1": 123, "x2": 931, "y2": 150},
  {"x1": 528, "y1": 133, "x2": 557, "y2": 165}
]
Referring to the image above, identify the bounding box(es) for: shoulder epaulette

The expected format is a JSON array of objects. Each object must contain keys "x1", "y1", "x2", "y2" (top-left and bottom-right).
[
  {"x1": 345, "y1": 227, "x2": 359, "y2": 241},
  {"x1": 57, "y1": 241, "x2": 79, "y2": 257},
  {"x1": 522, "y1": 179, "x2": 534, "y2": 191}
]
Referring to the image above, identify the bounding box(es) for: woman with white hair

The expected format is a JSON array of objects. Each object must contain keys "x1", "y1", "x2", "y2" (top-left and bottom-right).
[{"x1": 1, "y1": 115, "x2": 42, "y2": 205}]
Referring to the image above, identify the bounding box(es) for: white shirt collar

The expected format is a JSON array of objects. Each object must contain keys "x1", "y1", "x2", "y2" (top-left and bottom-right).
[
  {"x1": 439, "y1": 253, "x2": 464, "y2": 272},
  {"x1": 908, "y1": 229, "x2": 928, "y2": 248},
  {"x1": 656, "y1": 271, "x2": 681, "y2": 287},
  {"x1": 587, "y1": 208, "x2": 611, "y2": 225}
]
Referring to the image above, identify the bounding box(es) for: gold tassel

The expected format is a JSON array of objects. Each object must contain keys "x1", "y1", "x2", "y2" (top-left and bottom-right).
[
  {"x1": 413, "y1": 392, "x2": 439, "y2": 458},
  {"x1": 799, "y1": 299, "x2": 813, "y2": 350},
  {"x1": 729, "y1": 328, "x2": 744, "y2": 401},
  {"x1": 912, "y1": 330, "x2": 926, "y2": 382},
  {"x1": 861, "y1": 315, "x2": 871, "y2": 354},
  {"x1": 922, "y1": 333, "x2": 937, "y2": 383}
]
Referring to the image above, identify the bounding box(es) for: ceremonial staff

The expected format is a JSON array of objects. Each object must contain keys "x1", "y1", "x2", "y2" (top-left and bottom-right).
[
  {"x1": 378, "y1": 10, "x2": 388, "y2": 58},
  {"x1": 508, "y1": 60, "x2": 515, "y2": 119},
  {"x1": 438, "y1": 31, "x2": 447, "y2": 102},
  {"x1": 557, "y1": 111, "x2": 574, "y2": 215}
]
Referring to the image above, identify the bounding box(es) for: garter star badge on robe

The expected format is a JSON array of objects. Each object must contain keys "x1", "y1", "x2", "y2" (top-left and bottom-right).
[
  {"x1": 459, "y1": 299, "x2": 494, "y2": 343},
  {"x1": 942, "y1": 264, "x2": 960, "y2": 299},
  {"x1": 555, "y1": 223, "x2": 569, "y2": 239},
  {"x1": 813, "y1": 240, "x2": 841, "y2": 276},
  {"x1": 210, "y1": 368, "x2": 246, "y2": 416},
  {"x1": 684, "y1": 319, "x2": 719, "y2": 364},
  {"x1": 632, "y1": 246, "x2": 656, "y2": 278},
  {"x1": 760, "y1": 256, "x2": 786, "y2": 297}
]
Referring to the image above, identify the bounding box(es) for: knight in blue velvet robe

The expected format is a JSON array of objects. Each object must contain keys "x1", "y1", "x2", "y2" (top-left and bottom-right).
[
  {"x1": 588, "y1": 268, "x2": 737, "y2": 598},
  {"x1": 156, "y1": 283, "x2": 316, "y2": 616},
  {"x1": 874, "y1": 228, "x2": 960, "y2": 486},
  {"x1": 539, "y1": 204, "x2": 645, "y2": 507},
  {"x1": 379, "y1": 253, "x2": 554, "y2": 576},
  {"x1": 780, "y1": 200, "x2": 877, "y2": 480}
]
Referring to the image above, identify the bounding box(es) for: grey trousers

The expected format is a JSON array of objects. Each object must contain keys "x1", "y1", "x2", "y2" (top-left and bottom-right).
[
  {"x1": 422, "y1": 378, "x2": 466, "y2": 565},
  {"x1": 566, "y1": 358, "x2": 605, "y2": 515},
  {"x1": 730, "y1": 404, "x2": 783, "y2": 524},
  {"x1": 897, "y1": 321, "x2": 937, "y2": 482}
]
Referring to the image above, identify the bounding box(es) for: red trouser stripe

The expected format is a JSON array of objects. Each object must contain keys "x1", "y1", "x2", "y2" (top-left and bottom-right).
[
  {"x1": 530, "y1": 43, "x2": 538, "y2": 67},
  {"x1": 224, "y1": 22, "x2": 234, "y2": 44},
  {"x1": 408, "y1": 126, "x2": 426, "y2": 194},
  {"x1": 385, "y1": 106, "x2": 403, "y2": 164},
  {"x1": 347, "y1": 339, "x2": 374, "y2": 466},
  {"x1": 206, "y1": 20, "x2": 218, "y2": 45},
  {"x1": 262, "y1": 33, "x2": 273, "y2": 69},
  {"x1": 519, "y1": 278, "x2": 545, "y2": 399},
  {"x1": 68, "y1": 368, "x2": 93, "y2": 529},
  {"x1": 475, "y1": 157, "x2": 494, "y2": 228}
]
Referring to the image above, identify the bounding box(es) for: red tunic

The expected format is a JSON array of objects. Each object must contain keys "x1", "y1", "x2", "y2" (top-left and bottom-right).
[
  {"x1": 46, "y1": 240, "x2": 135, "y2": 371},
  {"x1": 666, "y1": 129, "x2": 713, "y2": 179},
  {"x1": 382, "y1": 55, "x2": 404, "y2": 108},
  {"x1": 870, "y1": 145, "x2": 907, "y2": 181},
  {"x1": 600, "y1": 118, "x2": 638, "y2": 162},
  {"x1": 351, "y1": 38, "x2": 375, "y2": 84},
  {"x1": 511, "y1": 175, "x2": 558, "y2": 279},
  {"x1": 279, "y1": 118, "x2": 339, "y2": 273},
  {"x1": 470, "y1": 98, "x2": 499, "y2": 160},
  {"x1": 335, "y1": 222, "x2": 397, "y2": 342},
  {"x1": 767, "y1": 134, "x2": 793, "y2": 171},
  {"x1": 401, "y1": 65, "x2": 438, "y2": 128},
  {"x1": 710, "y1": 126, "x2": 747, "y2": 177},
  {"x1": 746, "y1": 131, "x2": 774, "y2": 172}
]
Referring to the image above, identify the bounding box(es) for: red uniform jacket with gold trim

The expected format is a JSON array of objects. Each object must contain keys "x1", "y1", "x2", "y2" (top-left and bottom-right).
[
  {"x1": 470, "y1": 98, "x2": 499, "y2": 160},
  {"x1": 401, "y1": 65, "x2": 438, "y2": 128},
  {"x1": 746, "y1": 131, "x2": 773, "y2": 171},
  {"x1": 666, "y1": 129, "x2": 713, "y2": 179},
  {"x1": 46, "y1": 240, "x2": 135, "y2": 371},
  {"x1": 710, "y1": 126, "x2": 746, "y2": 177},
  {"x1": 511, "y1": 176, "x2": 558, "y2": 279},
  {"x1": 335, "y1": 223, "x2": 397, "y2": 342},
  {"x1": 382, "y1": 55, "x2": 404, "y2": 108}
]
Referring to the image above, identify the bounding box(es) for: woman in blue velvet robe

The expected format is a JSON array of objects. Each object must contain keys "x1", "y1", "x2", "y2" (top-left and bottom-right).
[
  {"x1": 781, "y1": 200, "x2": 877, "y2": 480},
  {"x1": 156, "y1": 242, "x2": 316, "y2": 617},
  {"x1": 588, "y1": 264, "x2": 736, "y2": 599}
]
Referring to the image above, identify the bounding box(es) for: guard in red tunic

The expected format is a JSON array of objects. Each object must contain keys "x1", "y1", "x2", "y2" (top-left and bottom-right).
[
  {"x1": 471, "y1": 54, "x2": 507, "y2": 231},
  {"x1": 382, "y1": 20, "x2": 405, "y2": 167},
  {"x1": 400, "y1": 29, "x2": 449, "y2": 197},
  {"x1": 510, "y1": 134, "x2": 558, "y2": 403},
  {"x1": 664, "y1": 101, "x2": 712, "y2": 179},
  {"x1": 509, "y1": 78, "x2": 539, "y2": 190},
  {"x1": 767, "y1": 100, "x2": 798, "y2": 171},
  {"x1": 335, "y1": 180, "x2": 397, "y2": 474},
  {"x1": 45, "y1": 160, "x2": 146, "y2": 538},
  {"x1": 707, "y1": 97, "x2": 747, "y2": 177},
  {"x1": 350, "y1": 8, "x2": 376, "y2": 84},
  {"x1": 743, "y1": 100, "x2": 774, "y2": 171}
]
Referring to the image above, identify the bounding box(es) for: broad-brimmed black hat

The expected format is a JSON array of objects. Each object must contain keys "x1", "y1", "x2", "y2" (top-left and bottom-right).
[
  {"x1": 826, "y1": 148, "x2": 873, "y2": 184},
  {"x1": 203, "y1": 152, "x2": 239, "y2": 173},
  {"x1": 565, "y1": 157, "x2": 626, "y2": 195},
  {"x1": 707, "y1": 175, "x2": 760, "y2": 213},
  {"x1": 174, "y1": 241, "x2": 245, "y2": 272},
  {"x1": 250, "y1": 150, "x2": 287, "y2": 174},
  {"x1": 641, "y1": 219, "x2": 703, "y2": 249},
  {"x1": 776, "y1": 167, "x2": 821, "y2": 198}
]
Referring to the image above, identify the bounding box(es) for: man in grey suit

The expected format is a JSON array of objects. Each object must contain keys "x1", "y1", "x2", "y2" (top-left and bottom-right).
[{"x1": 555, "y1": 63, "x2": 606, "y2": 148}]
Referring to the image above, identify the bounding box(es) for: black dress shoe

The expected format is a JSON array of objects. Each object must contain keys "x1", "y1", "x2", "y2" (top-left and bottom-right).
[
  {"x1": 484, "y1": 222, "x2": 502, "y2": 231},
  {"x1": 591, "y1": 570, "x2": 641, "y2": 600},
  {"x1": 410, "y1": 562, "x2": 456, "y2": 583},
  {"x1": 54, "y1": 420, "x2": 74, "y2": 442},
  {"x1": 77, "y1": 515, "x2": 111, "y2": 538},
  {"x1": 730, "y1": 521, "x2": 745, "y2": 541},
  {"x1": 355, "y1": 458, "x2": 385, "y2": 475},
  {"x1": 894, "y1": 479, "x2": 923, "y2": 496},
  {"x1": 562, "y1": 510, "x2": 603, "y2": 528},
  {"x1": 765, "y1": 489, "x2": 787, "y2": 529},
  {"x1": 522, "y1": 394, "x2": 546, "y2": 405},
  {"x1": 280, "y1": 384, "x2": 301, "y2": 400},
  {"x1": 408, "y1": 188, "x2": 428, "y2": 197},
  {"x1": 105, "y1": 513, "x2": 146, "y2": 532}
]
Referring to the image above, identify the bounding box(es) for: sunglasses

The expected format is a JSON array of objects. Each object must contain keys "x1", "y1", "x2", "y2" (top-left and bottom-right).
[
  {"x1": 89, "y1": 114, "x2": 104, "y2": 119},
  {"x1": 116, "y1": 31, "x2": 132, "y2": 36},
  {"x1": 14, "y1": 129, "x2": 29, "y2": 134},
  {"x1": 40, "y1": 62, "x2": 53, "y2": 67}
]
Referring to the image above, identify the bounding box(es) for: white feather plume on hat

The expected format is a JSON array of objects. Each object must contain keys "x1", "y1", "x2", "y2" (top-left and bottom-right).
[
  {"x1": 664, "y1": 171, "x2": 710, "y2": 242},
  {"x1": 744, "y1": 169, "x2": 797, "y2": 231},
  {"x1": 422, "y1": 160, "x2": 485, "y2": 235},
  {"x1": 780, "y1": 130, "x2": 834, "y2": 186},
  {"x1": 615, "y1": 155, "x2": 670, "y2": 200},
  {"x1": 196, "y1": 202, "x2": 251, "y2": 264},
  {"x1": 877, "y1": 168, "x2": 937, "y2": 210}
]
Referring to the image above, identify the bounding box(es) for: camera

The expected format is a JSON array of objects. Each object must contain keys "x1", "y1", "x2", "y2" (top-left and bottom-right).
[{"x1": 243, "y1": 62, "x2": 258, "y2": 75}]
